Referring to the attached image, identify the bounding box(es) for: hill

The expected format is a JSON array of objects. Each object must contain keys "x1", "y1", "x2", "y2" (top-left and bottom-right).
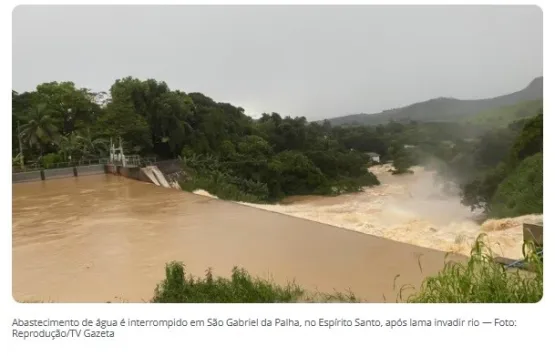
[
  {"x1": 326, "y1": 77, "x2": 543, "y2": 126},
  {"x1": 464, "y1": 99, "x2": 543, "y2": 127}
]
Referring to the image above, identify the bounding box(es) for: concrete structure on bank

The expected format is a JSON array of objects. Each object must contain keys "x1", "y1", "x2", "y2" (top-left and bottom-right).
[{"x1": 104, "y1": 160, "x2": 183, "y2": 189}]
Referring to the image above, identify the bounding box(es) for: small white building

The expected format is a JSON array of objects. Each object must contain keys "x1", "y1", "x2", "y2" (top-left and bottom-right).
[{"x1": 366, "y1": 152, "x2": 381, "y2": 163}]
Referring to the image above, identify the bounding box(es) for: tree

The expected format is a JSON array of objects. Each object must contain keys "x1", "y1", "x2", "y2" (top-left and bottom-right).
[
  {"x1": 77, "y1": 129, "x2": 109, "y2": 159},
  {"x1": 12, "y1": 77, "x2": 384, "y2": 203},
  {"x1": 35, "y1": 81, "x2": 100, "y2": 135},
  {"x1": 489, "y1": 153, "x2": 542, "y2": 218},
  {"x1": 58, "y1": 132, "x2": 82, "y2": 161},
  {"x1": 12, "y1": 91, "x2": 29, "y2": 168},
  {"x1": 19, "y1": 103, "x2": 60, "y2": 157},
  {"x1": 151, "y1": 91, "x2": 195, "y2": 157},
  {"x1": 461, "y1": 162, "x2": 508, "y2": 212},
  {"x1": 269, "y1": 151, "x2": 327, "y2": 197},
  {"x1": 459, "y1": 113, "x2": 543, "y2": 216},
  {"x1": 472, "y1": 128, "x2": 515, "y2": 169},
  {"x1": 96, "y1": 100, "x2": 152, "y2": 154},
  {"x1": 509, "y1": 114, "x2": 542, "y2": 166}
]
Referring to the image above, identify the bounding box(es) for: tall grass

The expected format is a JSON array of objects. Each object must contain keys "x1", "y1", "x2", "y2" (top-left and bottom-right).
[
  {"x1": 151, "y1": 262, "x2": 359, "y2": 303},
  {"x1": 152, "y1": 262, "x2": 305, "y2": 303},
  {"x1": 402, "y1": 237, "x2": 543, "y2": 303}
]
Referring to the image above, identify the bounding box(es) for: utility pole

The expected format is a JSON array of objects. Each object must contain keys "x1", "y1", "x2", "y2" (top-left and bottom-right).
[
  {"x1": 119, "y1": 137, "x2": 126, "y2": 167},
  {"x1": 17, "y1": 120, "x2": 24, "y2": 169}
]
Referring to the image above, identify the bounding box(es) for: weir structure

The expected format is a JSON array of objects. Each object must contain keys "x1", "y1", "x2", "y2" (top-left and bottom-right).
[
  {"x1": 12, "y1": 137, "x2": 182, "y2": 188},
  {"x1": 103, "y1": 138, "x2": 181, "y2": 188},
  {"x1": 12, "y1": 159, "x2": 108, "y2": 183}
]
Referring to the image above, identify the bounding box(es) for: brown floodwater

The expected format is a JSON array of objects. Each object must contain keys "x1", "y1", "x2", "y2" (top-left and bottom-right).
[
  {"x1": 239, "y1": 165, "x2": 542, "y2": 260},
  {"x1": 12, "y1": 174, "x2": 458, "y2": 303}
]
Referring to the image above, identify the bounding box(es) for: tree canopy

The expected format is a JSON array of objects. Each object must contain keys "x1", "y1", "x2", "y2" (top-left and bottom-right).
[{"x1": 12, "y1": 77, "x2": 381, "y2": 202}]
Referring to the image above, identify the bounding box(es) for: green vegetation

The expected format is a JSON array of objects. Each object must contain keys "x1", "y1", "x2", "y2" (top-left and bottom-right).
[
  {"x1": 489, "y1": 153, "x2": 543, "y2": 218},
  {"x1": 12, "y1": 79, "x2": 379, "y2": 202},
  {"x1": 12, "y1": 84, "x2": 107, "y2": 166},
  {"x1": 152, "y1": 263, "x2": 304, "y2": 303},
  {"x1": 149, "y1": 239, "x2": 542, "y2": 303},
  {"x1": 389, "y1": 145, "x2": 416, "y2": 175},
  {"x1": 151, "y1": 262, "x2": 358, "y2": 303},
  {"x1": 404, "y1": 238, "x2": 542, "y2": 303},
  {"x1": 465, "y1": 99, "x2": 543, "y2": 127},
  {"x1": 459, "y1": 114, "x2": 543, "y2": 217}
]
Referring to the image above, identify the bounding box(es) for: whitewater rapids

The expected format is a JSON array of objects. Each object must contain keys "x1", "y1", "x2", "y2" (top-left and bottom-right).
[{"x1": 194, "y1": 164, "x2": 542, "y2": 260}]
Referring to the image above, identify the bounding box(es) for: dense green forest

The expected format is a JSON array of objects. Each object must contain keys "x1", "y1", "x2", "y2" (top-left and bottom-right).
[
  {"x1": 11, "y1": 78, "x2": 380, "y2": 203},
  {"x1": 379, "y1": 113, "x2": 543, "y2": 217},
  {"x1": 458, "y1": 115, "x2": 543, "y2": 217},
  {"x1": 12, "y1": 78, "x2": 543, "y2": 215}
]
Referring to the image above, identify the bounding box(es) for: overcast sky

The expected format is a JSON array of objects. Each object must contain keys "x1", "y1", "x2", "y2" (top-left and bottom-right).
[{"x1": 12, "y1": 5, "x2": 542, "y2": 120}]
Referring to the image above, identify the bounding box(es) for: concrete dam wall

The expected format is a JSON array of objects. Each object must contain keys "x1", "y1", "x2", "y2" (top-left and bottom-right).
[
  {"x1": 12, "y1": 164, "x2": 105, "y2": 184},
  {"x1": 13, "y1": 158, "x2": 185, "y2": 186}
]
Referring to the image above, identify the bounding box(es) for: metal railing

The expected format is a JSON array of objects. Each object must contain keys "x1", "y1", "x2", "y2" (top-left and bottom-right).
[
  {"x1": 121, "y1": 155, "x2": 142, "y2": 167},
  {"x1": 12, "y1": 155, "x2": 160, "y2": 173},
  {"x1": 12, "y1": 158, "x2": 110, "y2": 173},
  {"x1": 113, "y1": 155, "x2": 157, "y2": 167},
  {"x1": 142, "y1": 156, "x2": 158, "y2": 166}
]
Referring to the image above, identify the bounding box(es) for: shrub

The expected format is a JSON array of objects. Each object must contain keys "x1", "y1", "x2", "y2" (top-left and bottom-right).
[
  {"x1": 179, "y1": 175, "x2": 264, "y2": 203},
  {"x1": 402, "y1": 237, "x2": 543, "y2": 303},
  {"x1": 40, "y1": 152, "x2": 63, "y2": 168},
  {"x1": 151, "y1": 262, "x2": 360, "y2": 303},
  {"x1": 330, "y1": 172, "x2": 381, "y2": 194},
  {"x1": 152, "y1": 262, "x2": 305, "y2": 303}
]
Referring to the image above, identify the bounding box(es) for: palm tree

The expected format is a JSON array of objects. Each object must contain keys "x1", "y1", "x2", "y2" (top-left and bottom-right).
[
  {"x1": 182, "y1": 152, "x2": 202, "y2": 168},
  {"x1": 58, "y1": 132, "x2": 82, "y2": 162},
  {"x1": 19, "y1": 103, "x2": 59, "y2": 157},
  {"x1": 77, "y1": 128, "x2": 109, "y2": 159}
]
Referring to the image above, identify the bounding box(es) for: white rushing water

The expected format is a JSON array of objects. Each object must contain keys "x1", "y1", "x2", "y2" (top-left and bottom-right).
[{"x1": 194, "y1": 164, "x2": 542, "y2": 260}]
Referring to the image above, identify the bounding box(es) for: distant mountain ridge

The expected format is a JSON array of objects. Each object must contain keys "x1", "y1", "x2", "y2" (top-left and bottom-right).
[{"x1": 325, "y1": 77, "x2": 543, "y2": 126}]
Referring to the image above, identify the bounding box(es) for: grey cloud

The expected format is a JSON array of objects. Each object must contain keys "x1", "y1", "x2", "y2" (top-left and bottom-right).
[{"x1": 12, "y1": 5, "x2": 542, "y2": 120}]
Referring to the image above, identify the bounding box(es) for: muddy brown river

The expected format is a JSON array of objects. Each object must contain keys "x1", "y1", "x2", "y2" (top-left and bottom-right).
[{"x1": 12, "y1": 174, "x2": 459, "y2": 303}]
